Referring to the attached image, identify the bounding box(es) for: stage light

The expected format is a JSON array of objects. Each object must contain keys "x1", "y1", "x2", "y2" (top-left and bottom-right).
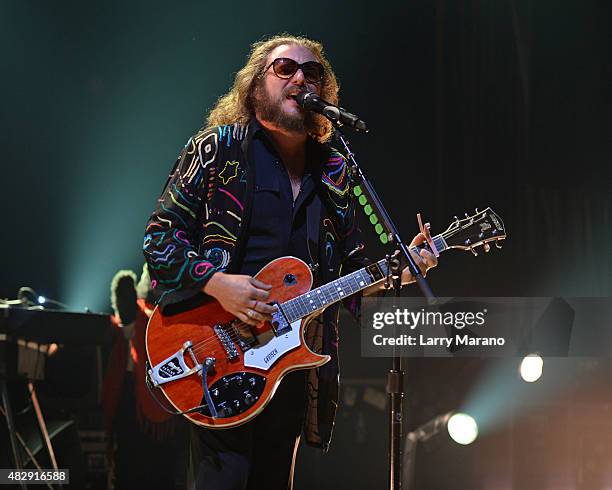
[
  {"x1": 37, "y1": 296, "x2": 46, "y2": 304},
  {"x1": 406, "y1": 411, "x2": 479, "y2": 448},
  {"x1": 519, "y1": 354, "x2": 543, "y2": 382},
  {"x1": 404, "y1": 410, "x2": 479, "y2": 488},
  {"x1": 447, "y1": 413, "x2": 478, "y2": 445}
]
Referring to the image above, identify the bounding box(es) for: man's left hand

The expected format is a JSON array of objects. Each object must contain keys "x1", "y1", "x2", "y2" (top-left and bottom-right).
[{"x1": 401, "y1": 232, "x2": 438, "y2": 283}]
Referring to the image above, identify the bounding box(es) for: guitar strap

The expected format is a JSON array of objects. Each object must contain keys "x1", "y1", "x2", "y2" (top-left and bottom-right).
[{"x1": 306, "y1": 192, "x2": 321, "y2": 280}]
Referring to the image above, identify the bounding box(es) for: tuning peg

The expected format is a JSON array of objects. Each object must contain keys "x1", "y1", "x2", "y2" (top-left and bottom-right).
[
  {"x1": 465, "y1": 213, "x2": 470, "y2": 218},
  {"x1": 470, "y1": 247, "x2": 478, "y2": 257},
  {"x1": 483, "y1": 243, "x2": 490, "y2": 253},
  {"x1": 495, "y1": 240, "x2": 503, "y2": 249},
  {"x1": 475, "y1": 208, "x2": 479, "y2": 214}
]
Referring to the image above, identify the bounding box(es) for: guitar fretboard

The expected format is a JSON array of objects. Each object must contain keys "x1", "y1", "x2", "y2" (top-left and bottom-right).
[{"x1": 280, "y1": 234, "x2": 447, "y2": 323}]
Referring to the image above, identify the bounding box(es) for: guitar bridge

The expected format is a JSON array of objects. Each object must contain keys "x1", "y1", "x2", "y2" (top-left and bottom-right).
[
  {"x1": 214, "y1": 324, "x2": 240, "y2": 360},
  {"x1": 147, "y1": 340, "x2": 204, "y2": 386}
]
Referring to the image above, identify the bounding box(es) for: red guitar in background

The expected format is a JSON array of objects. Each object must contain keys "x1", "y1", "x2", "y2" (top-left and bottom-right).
[{"x1": 145, "y1": 208, "x2": 506, "y2": 429}]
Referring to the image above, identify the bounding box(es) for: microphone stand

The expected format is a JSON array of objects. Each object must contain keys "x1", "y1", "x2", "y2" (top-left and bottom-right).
[{"x1": 332, "y1": 123, "x2": 436, "y2": 490}]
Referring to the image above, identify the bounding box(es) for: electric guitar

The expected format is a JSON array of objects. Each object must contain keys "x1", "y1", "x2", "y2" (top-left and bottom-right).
[{"x1": 145, "y1": 207, "x2": 506, "y2": 428}]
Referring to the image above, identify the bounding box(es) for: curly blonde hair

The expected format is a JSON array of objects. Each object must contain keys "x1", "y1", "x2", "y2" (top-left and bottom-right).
[{"x1": 206, "y1": 34, "x2": 340, "y2": 143}]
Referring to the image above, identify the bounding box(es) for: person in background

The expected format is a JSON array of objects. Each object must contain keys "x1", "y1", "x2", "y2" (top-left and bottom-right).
[{"x1": 102, "y1": 265, "x2": 185, "y2": 489}]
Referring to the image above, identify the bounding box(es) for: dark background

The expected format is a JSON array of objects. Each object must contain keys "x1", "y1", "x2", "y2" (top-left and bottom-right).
[{"x1": 1, "y1": 1, "x2": 611, "y2": 488}]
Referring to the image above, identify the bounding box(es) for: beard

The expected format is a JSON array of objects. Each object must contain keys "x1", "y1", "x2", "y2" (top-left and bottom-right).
[{"x1": 252, "y1": 83, "x2": 317, "y2": 134}]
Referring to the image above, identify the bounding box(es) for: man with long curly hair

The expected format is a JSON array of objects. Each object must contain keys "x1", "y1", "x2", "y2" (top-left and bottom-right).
[{"x1": 144, "y1": 34, "x2": 435, "y2": 489}]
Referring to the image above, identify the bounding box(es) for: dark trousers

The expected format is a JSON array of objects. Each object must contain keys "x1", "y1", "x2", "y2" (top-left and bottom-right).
[
  {"x1": 191, "y1": 370, "x2": 307, "y2": 490},
  {"x1": 114, "y1": 374, "x2": 180, "y2": 490}
]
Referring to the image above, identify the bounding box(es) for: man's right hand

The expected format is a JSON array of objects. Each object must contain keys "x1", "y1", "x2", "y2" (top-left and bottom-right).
[{"x1": 203, "y1": 272, "x2": 277, "y2": 327}]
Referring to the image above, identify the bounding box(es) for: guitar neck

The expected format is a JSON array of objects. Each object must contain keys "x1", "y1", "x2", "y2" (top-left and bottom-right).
[{"x1": 280, "y1": 234, "x2": 448, "y2": 323}]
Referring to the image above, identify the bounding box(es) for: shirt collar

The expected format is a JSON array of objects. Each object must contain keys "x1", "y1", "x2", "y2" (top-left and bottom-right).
[{"x1": 248, "y1": 118, "x2": 328, "y2": 171}]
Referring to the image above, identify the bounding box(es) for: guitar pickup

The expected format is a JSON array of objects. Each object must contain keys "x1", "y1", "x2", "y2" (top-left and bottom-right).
[
  {"x1": 270, "y1": 302, "x2": 292, "y2": 336},
  {"x1": 231, "y1": 322, "x2": 259, "y2": 352},
  {"x1": 148, "y1": 340, "x2": 203, "y2": 386}
]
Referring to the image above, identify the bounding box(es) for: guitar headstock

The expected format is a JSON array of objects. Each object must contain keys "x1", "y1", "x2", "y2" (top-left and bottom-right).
[{"x1": 440, "y1": 207, "x2": 506, "y2": 256}]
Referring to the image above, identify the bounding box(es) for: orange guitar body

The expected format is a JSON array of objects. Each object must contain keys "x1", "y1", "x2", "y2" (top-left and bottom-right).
[
  {"x1": 145, "y1": 207, "x2": 508, "y2": 429},
  {"x1": 145, "y1": 256, "x2": 330, "y2": 429}
]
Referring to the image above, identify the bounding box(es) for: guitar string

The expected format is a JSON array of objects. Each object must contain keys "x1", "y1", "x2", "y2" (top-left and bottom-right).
[
  {"x1": 167, "y1": 268, "x2": 382, "y2": 362},
  {"x1": 186, "y1": 290, "x2": 345, "y2": 358},
  {"x1": 162, "y1": 243, "x2": 439, "y2": 361},
  {"x1": 152, "y1": 224, "x2": 499, "y2": 389},
  {"x1": 185, "y1": 292, "x2": 332, "y2": 357},
  {"x1": 179, "y1": 269, "x2": 374, "y2": 359},
  {"x1": 158, "y1": 233, "x2": 484, "y2": 365},
  {"x1": 184, "y1": 265, "x2": 379, "y2": 357}
]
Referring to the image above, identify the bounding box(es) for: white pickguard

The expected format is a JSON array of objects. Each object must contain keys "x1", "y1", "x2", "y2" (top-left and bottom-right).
[{"x1": 243, "y1": 319, "x2": 303, "y2": 371}]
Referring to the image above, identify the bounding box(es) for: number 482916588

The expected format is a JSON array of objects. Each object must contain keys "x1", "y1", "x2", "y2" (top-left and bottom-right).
[{"x1": 2, "y1": 470, "x2": 68, "y2": 484}]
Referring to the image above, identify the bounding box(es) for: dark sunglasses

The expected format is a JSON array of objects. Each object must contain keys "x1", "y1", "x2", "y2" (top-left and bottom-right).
[{"x1": 265, "y1": 58, "x2": 324, "y2": 84}]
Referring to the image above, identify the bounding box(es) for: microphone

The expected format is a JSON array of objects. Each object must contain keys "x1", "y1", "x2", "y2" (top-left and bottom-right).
[{"x1": 292, "y1": 91, "x2": 368, "y2": 132}]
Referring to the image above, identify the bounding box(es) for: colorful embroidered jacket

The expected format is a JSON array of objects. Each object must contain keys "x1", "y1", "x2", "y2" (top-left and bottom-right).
[{"x1": 143, "y1": 122, "x2": 368, "y2": 450}]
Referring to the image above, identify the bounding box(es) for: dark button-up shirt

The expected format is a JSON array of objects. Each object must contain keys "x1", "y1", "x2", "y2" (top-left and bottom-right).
[{"x1": 240, "y1": 125, "x2": 319, "y2": 276}]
